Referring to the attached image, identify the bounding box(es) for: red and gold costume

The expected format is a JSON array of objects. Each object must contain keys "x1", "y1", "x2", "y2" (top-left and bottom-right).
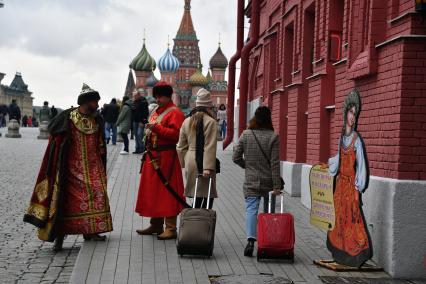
[
  {"x1": 135, "y1": 101, "x2": 185, "y2": 218},
  {"x1": 24, "y1": 109, "x2": 113, "y2": 241},
  {"x1": 327, "y1": 132, "x2": 372, "y2": 267}
]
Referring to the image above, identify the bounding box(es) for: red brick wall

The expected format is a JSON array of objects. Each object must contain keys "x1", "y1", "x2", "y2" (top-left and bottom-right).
[{"x1": 243, "y1": 0, "x2": 426, "y2": 180}]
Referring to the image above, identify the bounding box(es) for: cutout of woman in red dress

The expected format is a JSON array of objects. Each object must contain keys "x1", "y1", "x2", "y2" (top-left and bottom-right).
[{"x1": 327, "y1": 90, "x2": 372, "y2": 267}]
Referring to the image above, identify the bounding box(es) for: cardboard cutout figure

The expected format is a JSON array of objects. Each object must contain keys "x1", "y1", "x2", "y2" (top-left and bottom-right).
[{"x1": 326, "y1": 90, "x2": 372, "y2": 268}]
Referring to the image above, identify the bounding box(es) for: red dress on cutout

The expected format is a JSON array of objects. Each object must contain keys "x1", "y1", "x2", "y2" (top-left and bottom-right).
[
  {"x1": 327, "y1": 133, "x2": 372, "y2": 267},
  {"x1": 135, "y1": 102, "x2": 185, "y2": 217}
]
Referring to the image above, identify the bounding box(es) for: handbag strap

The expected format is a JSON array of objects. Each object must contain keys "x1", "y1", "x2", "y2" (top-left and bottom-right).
[{"x1": 251, "y1": 130, "x2": 271, "y2": 164}]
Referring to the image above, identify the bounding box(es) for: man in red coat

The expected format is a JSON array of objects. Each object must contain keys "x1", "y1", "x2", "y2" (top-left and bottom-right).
[{"x1": 135, "y1": 81, "x2": 186, "y2": 240}]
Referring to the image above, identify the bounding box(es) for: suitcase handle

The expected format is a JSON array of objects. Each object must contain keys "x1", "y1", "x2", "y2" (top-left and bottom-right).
[
  {"x1": 193, "y1": 174, "x2": 213, "y2": 209},
  {"x1": 268, "y1": 191, "x2": 284, "y2": 213}
]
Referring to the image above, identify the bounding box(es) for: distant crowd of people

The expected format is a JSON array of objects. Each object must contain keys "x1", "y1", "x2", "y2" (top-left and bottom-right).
[{"x1": 0, "y1": 99, "x2": 59, "y2": 128}]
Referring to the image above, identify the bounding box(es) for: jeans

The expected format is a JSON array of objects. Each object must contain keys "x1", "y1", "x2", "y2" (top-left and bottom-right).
[
  {"x1": 121, "y1": 133, "x2": 129, "y2": 152},
  {"x1": 133, "y1": 122, "x2": 145, "y2": 153},
  {"x1": 220, "y1": 122, "x2": 227, "y2": 139},
  {"x1": 105, "y1": 122, "x2": 117, "y2": 144},
  {"x1": 245, "y1": 194, "x2": 276, "y2": 240}
]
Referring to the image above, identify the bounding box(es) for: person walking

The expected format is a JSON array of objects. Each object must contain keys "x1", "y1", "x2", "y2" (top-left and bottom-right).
[
  {"x1": 24, "y1": 83, "x2": 113, "y2": 251},
  {"x1": 217, "y1": 104, "x2": 227, "y2": 140},
  {"x1": 8, "y1": 99, "x2": 21, "y2": 124},
  {"x1": 135, "y1": 81, "x2": 186, "y2": 240},
  {"x1": 102, "y1": 98, "x2": 120, "y2": 145},
  {"x1": 39, "y1": 101, "x2": 52, "y2": 123},
  {"x1": 132, "y1": 91, "x2": 149, "y2": 154},
  {"x1": 22, "y1": 115, "x2": 28, "y2": 127},
  {"x1": 116, "y1": 96, "x2": 132, "y2": 155},
  {"x1": 50, "y1": 105, "x2": 58, "y2": 120},
  {"x1": 232, "y1": 106, "x2": 282, "y2": 257},
  {"x1": 177, "y1": 89, "x2": 218, "y2": 209}
]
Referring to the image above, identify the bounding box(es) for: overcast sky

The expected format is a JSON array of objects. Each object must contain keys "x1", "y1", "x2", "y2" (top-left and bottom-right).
[{"x1": 0, "y1": 0, "x2": 239, "y2": 109}]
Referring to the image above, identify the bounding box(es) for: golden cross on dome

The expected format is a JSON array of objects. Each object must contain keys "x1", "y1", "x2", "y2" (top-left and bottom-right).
[
  {"x1": 143, "y1": 28, "x2": 146, "y2": 44},
  {"x1": 167, "y1": 35, "x2": 170, "y2": 48},
  {"x1": 219, "y1": 32, "x2": 222, "y2": 47}
]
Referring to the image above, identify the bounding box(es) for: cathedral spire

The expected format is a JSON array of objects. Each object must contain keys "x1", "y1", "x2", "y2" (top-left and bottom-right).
[
  {"x1": 176, "y1": 0, "x2": 197, "y2": 40},
  {"x1": 184, "y1": 0, "x2": 191, "y2": 10}
]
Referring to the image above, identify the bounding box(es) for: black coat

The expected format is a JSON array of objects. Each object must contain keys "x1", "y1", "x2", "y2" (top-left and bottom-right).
[
  {"x1": 132, "y1": 97, "x2": 149, "y2": 124},
  {"x1": 102, "y1": 103, "x2": 120, "y2": 123},
  {"x1": 8, "y1": 103, "x2": 21, "y2": 121}
]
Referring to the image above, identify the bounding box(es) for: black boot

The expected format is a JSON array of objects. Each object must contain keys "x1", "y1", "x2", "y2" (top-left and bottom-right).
[
  {"x1": 244, "y1": 238, "x2": 255, "y2": 257},
  {"x1": 53, "y1": 235, "x2": 65, "y2": 252}
]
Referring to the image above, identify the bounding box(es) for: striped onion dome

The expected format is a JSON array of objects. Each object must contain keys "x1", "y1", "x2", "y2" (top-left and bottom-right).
[
  {"x1": 145, "y1": 72, "x2": 159, "y2": 88},
  {"x1": 189, "y1": 67, "x2": 208, "y2": 87},
  {"x1": 158, "y1": 48, "x2": 180, "y2": 73},
  {"x1": 130, "y1": 42, "x2": 156, "y2": 72}
]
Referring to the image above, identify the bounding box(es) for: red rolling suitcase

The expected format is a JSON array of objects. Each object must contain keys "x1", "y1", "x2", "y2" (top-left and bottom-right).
[{"x1": 257, "y1": 191, "x2": 295, "y2": 262}]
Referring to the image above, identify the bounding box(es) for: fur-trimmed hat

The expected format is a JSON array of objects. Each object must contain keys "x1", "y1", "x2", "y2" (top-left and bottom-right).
[
  {"x1": 153, "y1": 81, "x2": 173, "y2": 98},
  {"x1": 78, "y1": 83, "x2": 100, "y2": 105}
]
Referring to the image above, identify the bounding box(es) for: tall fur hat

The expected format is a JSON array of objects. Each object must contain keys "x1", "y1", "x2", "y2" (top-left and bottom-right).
[
  {"x1": 78, "y1": 83, "x2": 100, "y2": 105},
  {"x1": 153, "y1": 81, "x2": 173, "y2": 98}
]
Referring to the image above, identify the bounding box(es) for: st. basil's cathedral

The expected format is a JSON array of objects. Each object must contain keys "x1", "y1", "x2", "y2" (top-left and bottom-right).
[{"x1": 125, "y1": 0, "x2": 228, "y2": 115}]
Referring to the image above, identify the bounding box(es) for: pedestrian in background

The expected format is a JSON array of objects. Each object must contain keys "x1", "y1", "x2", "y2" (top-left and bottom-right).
[
  {"x1": 8, "y1": 99, "x2": 21, "y2": 124},
  {"x1": 232, "y1": 106, "x2": 282, "y2": 257},
  {"x1": 39, "y1": 101, "x2": 52, "y2": 123},
  {"x1": 132, "y1": 91, "x2": 149, "y2": 154},
  {"x1": 177, "y1": 88, "x2": 218, "y2": 209},
  {"x1": 116, "y1": 96, "x2": 132, "y2": 155},
  {"x1": 102, "y1": 98, "x2": 120, "y2": 145},
  {"x1": 50, "y1": 105, "x2": 58, "y2": 120},
  {"x1": 22, "y1": 115, "x2": 28, "y2": 127},
  {"x1": 217, "y1": 104, "x2": 227, "y2": 140}
]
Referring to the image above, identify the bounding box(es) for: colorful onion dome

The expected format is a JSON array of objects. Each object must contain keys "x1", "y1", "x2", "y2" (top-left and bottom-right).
[
  {"x1": 158, "y1": 48, "x2": 180, "y2": 73},
  {"x1": 145, "y1": 72, "x2": 159, "y2": 88},
  {"x1": 209, "y1": 46, "x2": 228, "y2": 69},
  {"x1": 189, "y1": 66, "x2": 208, "y2": 87},
  {"x1": 130, "y1": 41, "x2": 156, "y2": 72}
]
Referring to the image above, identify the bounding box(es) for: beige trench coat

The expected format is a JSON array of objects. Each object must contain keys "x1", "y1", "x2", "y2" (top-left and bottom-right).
[{"x1": 177, "y1": 113, "x2": 218, "y2": 198}]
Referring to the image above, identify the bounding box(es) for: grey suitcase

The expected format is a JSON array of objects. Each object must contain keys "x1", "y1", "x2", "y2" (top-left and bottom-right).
[{"x1": 177, "y1": 176, "x2": 216, "y2": 257}]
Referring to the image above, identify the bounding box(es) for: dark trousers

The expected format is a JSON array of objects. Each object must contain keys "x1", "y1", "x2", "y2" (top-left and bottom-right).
[
  {"x1": 121, "y1": 133, "x2": 129, "y2": 152},
  {"x1": 193, "y1": 197, "x2": 214, "y2": 209}
]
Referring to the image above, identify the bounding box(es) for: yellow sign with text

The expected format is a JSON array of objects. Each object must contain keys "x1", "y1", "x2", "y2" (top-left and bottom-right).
[{"x1": 309, "y1": 165, "x2": 335, "y2": 231}]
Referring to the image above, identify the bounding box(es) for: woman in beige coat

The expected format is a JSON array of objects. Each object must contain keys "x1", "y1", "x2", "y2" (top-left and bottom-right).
[{"x1": 177, "y1": 88, "x2": 218, "y2": 209}]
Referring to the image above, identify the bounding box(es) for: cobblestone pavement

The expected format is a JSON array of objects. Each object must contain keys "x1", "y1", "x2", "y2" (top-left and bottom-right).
[{"x1": 0, "y1": 127, "x2": 121, "y2": 284}]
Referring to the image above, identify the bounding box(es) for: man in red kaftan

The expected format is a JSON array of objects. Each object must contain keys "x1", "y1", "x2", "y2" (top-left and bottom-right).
[
  {"x1": 135, "y1": 81, "x2": 185, "y2": 240},
  {"x1": 24, "y1": 84, "x2": 113, "y2": 251}
]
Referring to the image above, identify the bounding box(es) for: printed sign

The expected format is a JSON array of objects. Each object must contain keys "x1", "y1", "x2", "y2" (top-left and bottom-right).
[{"x1": 309, "y1": 164, "x2": 335, "y2": 231}]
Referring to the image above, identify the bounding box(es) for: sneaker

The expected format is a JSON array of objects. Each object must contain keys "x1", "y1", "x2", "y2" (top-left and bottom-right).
[{"x1": 120, "y1": 150, "x2": 129, "y2": 155}]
